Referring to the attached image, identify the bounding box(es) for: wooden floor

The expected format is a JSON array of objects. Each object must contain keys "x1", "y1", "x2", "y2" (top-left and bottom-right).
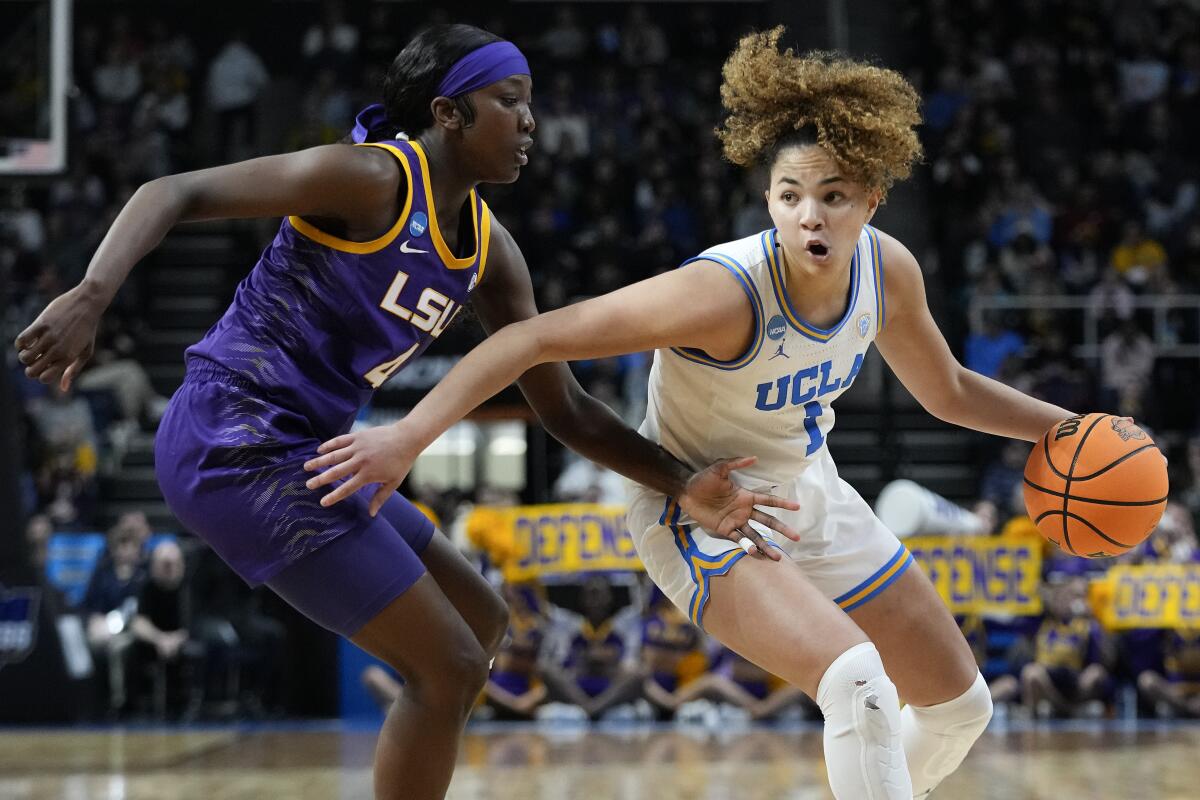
[{"x1": 2, "y1": 720, "x2": 1199, "y2": 799}]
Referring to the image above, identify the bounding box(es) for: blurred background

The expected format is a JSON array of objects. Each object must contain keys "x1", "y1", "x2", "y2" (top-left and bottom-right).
[{"x1": 1, "y1": 0, "x2": 1199, "y2": 755}]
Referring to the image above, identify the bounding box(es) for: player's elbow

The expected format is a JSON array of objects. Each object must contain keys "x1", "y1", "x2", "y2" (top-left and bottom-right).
[
  {"x1": 141, "y1": 174, "x2": 191, "y2": 220},
  {"x1": 537, "y1": 381, "x2": 596, "y2": 443},
  {"x1": 917, "y1": 366, "x2": 969, "y2": 424}
]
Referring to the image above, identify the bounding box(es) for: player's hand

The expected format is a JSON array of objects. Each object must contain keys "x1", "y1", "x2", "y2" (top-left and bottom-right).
[
  {"x1": 14, "y1": 284, "x2": 106, "y2": 391},
  {"x1": 303, "y1": 423, "x2": 420, "y2": 516},
  {"x1": 677, "y1": 456, "x2": 801, "y2": 562}
]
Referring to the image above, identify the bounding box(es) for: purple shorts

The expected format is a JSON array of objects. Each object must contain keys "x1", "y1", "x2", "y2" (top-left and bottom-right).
[{"x1": 155, "y1": 359, "x2": 434, "y2": 637}]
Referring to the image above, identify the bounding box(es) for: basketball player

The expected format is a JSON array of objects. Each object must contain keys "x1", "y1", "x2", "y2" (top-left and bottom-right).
[
  {"x1": 307, "y1": 29, "x2": 1080, "y2": 798},
  {"x1": 13, "y1": 25, "x2": 800, "y2": 800}
]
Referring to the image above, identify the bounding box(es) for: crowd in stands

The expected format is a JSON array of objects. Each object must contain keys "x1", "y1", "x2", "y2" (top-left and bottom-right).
[
  {"x1": 3, "y1": 1, "x2": 1200, "y2": 722},
  {"x1": 908, "y1": 0, "x2": 1200, "y2": 438}
]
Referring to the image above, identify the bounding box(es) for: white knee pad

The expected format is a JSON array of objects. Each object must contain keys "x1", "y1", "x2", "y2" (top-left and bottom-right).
[
  {"x1": 816, "y1": 642, "x2": 912, "y2": 800},
  {"x1": 902, "y1": 671, "x2": 993, "y2": 798}
]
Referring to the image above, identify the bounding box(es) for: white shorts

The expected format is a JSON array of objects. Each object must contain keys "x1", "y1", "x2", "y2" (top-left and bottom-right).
[{"x1": 626, "y1": 452, "x2": 913, "y2": 627}]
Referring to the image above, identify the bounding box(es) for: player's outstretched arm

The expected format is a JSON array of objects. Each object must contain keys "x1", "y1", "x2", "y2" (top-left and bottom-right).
[
  {"x1": 14, "y1": 145, "x2": 402, "y2": 389},
  {"x1": 304, "y1": 222, "x2": 800, "y2": 553},
  {"x1": 873, "y1": 230, "x2": 1073, "y2": 442}
]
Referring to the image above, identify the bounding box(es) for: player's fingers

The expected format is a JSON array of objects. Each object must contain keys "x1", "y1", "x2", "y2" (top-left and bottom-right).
[
  {"x1": 750, "y1": 509, "x2": 800, "y2": 541},
  {"x1": 30, "y1": 358, "x2": 67, "y2": 386},
  {"x1": 303, "y1": 447, "x2": 354, "y2": 473},
  {"x1": 317, "y1": 434, "x2": 354, "y2": 455},
  {"x1": 61, "y1": 359, "x2": 84, "y2": 391},
  {"x1": 737, "y1": 527, "x2": 780, "y2": 561},
  {"x1": 752, "y1": 491, "x2": 801, "y2": 512},
  {"x1": 17, "y1": 348, "x2": 41, "y2": 366},
  {"x1": 722, "y1": 456, "x2": 757, "y2": 472},
  {"x1": 14, "y1": 325, "x2": 44, "y2": 350},
  {"x1": 368, "y1": 480, "x2": 401, "y2": 518},
  {"x1": 320, "y1": 474, "x2": 367, "y2": 507},
  {"x1": 306, "y1": 457, "x2": 362, "y2": 490}
]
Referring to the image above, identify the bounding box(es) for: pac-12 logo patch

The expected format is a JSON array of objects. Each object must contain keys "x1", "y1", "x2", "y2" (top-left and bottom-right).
[
  {"x1": 409, "y1": 211, "x2": 429, "y2": 238},
  {"x1": 467, "y1": 272, "x2": 478, "y2": 292},
  {"x1": 766, "y1": 315, "x2": 787, "y2": 341},
  {"x1": 0, "y1": 583, "x2": 40, "y2": 671},
  {"x1": 857, "y1": 313, "x2": 872, "y2": 339}
]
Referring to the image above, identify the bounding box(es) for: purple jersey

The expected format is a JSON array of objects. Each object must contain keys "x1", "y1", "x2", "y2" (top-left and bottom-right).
[{"x1": 187, "y1": 139, "x2": 492, "y2": 438}]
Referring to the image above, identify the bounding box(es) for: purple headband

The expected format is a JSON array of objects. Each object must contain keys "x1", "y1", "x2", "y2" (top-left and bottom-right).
[
  {"x1": 351, "y1": 104, "x2": 396, "y2": 144},
  {"x1": 436, "y1": 40, "x2": 530, "y2": 98},
  {"x1": 349, "y1": 41, "x2": 529, "y2": 144}
]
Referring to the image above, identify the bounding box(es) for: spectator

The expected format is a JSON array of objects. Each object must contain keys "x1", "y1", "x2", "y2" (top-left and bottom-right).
[
  {"x1": 205, "y1": 31, "x2": 269, "y2": 158},
  {"x1": 24, "y1": 513, "x2": 53, "y2": 578},
  {"x1": 979, "y1": 440, "x2": 1030, "y2": 519},
  {"x1": 301, "y1": 0, "x2": 360, "y2": 82},
  {"x1": 1110, "y1": 221, "x2": 1167, "y2": 286},
  {"x1": 81, "y1": 512, "x2": 151, "y2": 714},
  {"x1": 1019, "y1": 574, "x2": 1114, "y2": 719},
  {"x1": 92, "y1": 43, "x2": 142, "y2": 107},
  {"x1": 620, "y1": 6, "x2": 668, "y2": 68},
  {"x1": 27, "y1": 381, "x2": 100, "y2": 526},
  {"x1": 480, "y1": 582, "x2": 553, "y2": 720},
  {"x1": 129, "y1": 540, "x2": 201, "y2": 717},
  {"x1": 539, "y1": 6, "x2": 587, "y2": 62},
  {"x1": 1099, "y1": 318, "x2": 1156, "y2": 417},
  {"x1": 964, "y1": 312, "x2": 1025, "y2": 380}
]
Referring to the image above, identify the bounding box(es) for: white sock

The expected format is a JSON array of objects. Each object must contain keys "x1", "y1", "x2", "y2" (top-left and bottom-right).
[
  {"x1": 816, "y1": 642, "x2": 912, "y2": 800},
  {"x1": 902, "y1": 671, "x2": 993, "y2": 798}
]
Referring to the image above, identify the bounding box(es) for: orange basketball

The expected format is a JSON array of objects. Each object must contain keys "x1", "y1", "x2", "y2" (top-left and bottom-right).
[{"x1": 1023, "y1": 413, "x2": 1168, "y2": 558}]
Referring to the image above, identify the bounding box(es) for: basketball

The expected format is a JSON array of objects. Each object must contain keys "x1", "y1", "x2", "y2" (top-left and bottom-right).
[{"x1": 1023, "y1": 413, "x2": 1168, "y2": 558}]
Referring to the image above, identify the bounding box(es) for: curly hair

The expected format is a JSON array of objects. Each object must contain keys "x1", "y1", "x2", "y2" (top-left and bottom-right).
[{"x1": 717, "y1": 27, "x2": 923, "y2": 194}]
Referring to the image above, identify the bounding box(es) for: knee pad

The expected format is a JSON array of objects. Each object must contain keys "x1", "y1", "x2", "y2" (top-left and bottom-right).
[
  {"x1": 816, "y1": 642, "x2": 911, "y2": 800},
  {"x1": 903, "y1": 671, "x2": 993, "y2": 798}
]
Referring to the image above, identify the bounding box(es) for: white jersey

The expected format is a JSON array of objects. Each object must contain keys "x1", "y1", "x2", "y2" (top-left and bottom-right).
[{"x1": 640, "y1": 225, "x2": 884, "y2": 487}]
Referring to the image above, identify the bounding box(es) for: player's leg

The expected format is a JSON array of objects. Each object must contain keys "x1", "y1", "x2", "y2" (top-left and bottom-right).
[
  {"x1": 389, "y1": 513, "x2": 509, "y2": 659},
  {"x1": 848, "y1": 564, "x2": 992, "y2": 799},
  {"x1": 259, "y1": 507, "x2": 484, "y2": 800},
  {"x1": 702, "y1": 556, "x2": 913, "y2": 800},
  {"x1": 352, "y1": 573, "x2": 491, "y2": 800}
]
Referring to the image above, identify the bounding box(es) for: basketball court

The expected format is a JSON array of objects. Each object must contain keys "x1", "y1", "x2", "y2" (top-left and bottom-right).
[{"x1": 3, "y1": 720, "x2": 1199, "y2": 799}]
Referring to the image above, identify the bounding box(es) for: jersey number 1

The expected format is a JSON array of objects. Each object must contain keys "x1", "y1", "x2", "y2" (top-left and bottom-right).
[{"x1": 802, "y1": 400, "x2": 825, "y2": 456}]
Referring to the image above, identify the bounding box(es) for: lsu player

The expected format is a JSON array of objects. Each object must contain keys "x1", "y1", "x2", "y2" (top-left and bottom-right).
[
  {"x1": 305, "y1": 29, "x2": 1079, "y2": 798},
  {"x1": 14, "y1": 25, "x2": 801, "y2": 800}
]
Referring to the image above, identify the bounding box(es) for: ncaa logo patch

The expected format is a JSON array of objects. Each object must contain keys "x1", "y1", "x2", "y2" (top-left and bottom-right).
[
  {"x1": 857, "y1": 313, "x2": 872, "y2": 339},
  {"x1": 409, "y1": 211, "x2": 429, "y2": 238},
  {"x1": 766, "y1": 315, "x2": 787, "y2": 341},
  {"x1": 0, "y1": 583, "x2": 40, "y2": 671}
]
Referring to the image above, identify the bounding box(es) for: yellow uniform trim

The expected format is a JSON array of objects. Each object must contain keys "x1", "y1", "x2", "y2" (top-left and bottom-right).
[
  {"x1": 835, "y1": 549, "x2": 913, "y2": 610},
  {"x1": 408, "y1": 140, "x2": 481, "y2": 270},
  {"x1": 687, "y1": 548, "x2": 743, "y2": 624},
  {"x1": 478, "y1": 202, "x2": 492, "y2": 283},
  {"x1": 287, "y1": 142, "x2": 414, "y2": 254},
  {"x1": 661, "y1": 499, "x2": 749, "y2": 625},
  {"x1": 867, "y1": 224, "x2": 885, "y2": 333},
  {"x1": 766, "y1": 229, "x2": 860, "y2": 343}
]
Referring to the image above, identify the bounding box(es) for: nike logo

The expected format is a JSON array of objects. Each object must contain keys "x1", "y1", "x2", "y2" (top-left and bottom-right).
[{"x1": 399, "y1": 240, "x2": 428, "y2": 254}]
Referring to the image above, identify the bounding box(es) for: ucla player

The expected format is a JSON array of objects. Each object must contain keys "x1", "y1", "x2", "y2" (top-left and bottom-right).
[
  {"x1": 13, "y1": 25, "x2": 801, "y2": 800},
  {"x1": 304, "y1": 28, "x2": 1078, "y2": 798}
]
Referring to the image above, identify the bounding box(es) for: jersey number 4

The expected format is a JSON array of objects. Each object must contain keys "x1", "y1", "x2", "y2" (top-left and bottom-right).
[{"x1": 364, "y1": 269, "x2": 463, "y2": 389}]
